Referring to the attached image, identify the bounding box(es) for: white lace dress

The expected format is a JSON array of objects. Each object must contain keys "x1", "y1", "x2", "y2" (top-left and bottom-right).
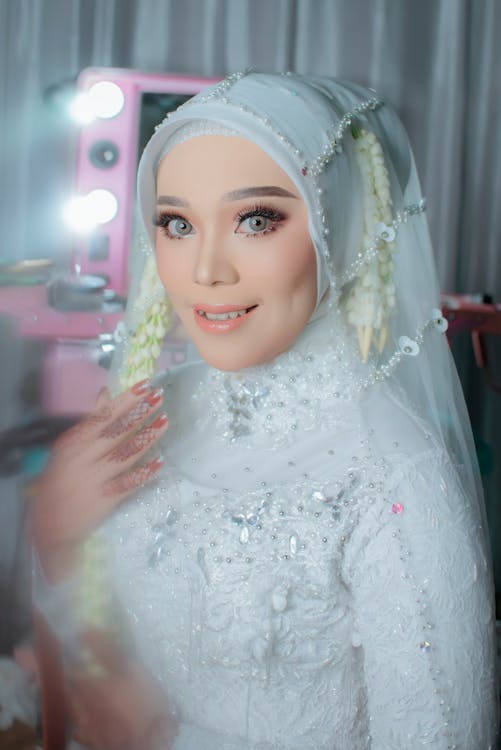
[{"x1": 104, "y1": 320, "x2": 499, "y2": 750}]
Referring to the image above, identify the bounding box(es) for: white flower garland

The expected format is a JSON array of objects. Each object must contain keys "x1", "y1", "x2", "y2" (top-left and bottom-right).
[
  {"x1": 119, "y1": 254, "x2": 174, "y2": 389},
  {"x1": 344, "y1": 128, "x2": 397, "y2": 361}
]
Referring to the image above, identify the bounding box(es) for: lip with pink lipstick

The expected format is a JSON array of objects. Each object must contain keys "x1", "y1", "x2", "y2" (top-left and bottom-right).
[{"x1": 193, "y1": 303, "x2": 259, "y2": 333}]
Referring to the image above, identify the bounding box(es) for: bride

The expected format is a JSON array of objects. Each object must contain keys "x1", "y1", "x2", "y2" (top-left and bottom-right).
[{"x1": 31, "y1": 72, "x2": 499, "y2": 750}]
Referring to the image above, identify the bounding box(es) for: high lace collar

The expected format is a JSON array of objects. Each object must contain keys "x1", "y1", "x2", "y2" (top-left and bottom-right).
[{"x1": 192, "y1": 305, "x2": 371, "y2": 448}]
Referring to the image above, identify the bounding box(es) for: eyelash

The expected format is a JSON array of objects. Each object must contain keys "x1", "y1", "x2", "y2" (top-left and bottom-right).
[
  {"x1": 153, "y1": 203, "x2": 287, "y2": 240},
  {"x1": 234, "y1": 203, "x2": 287, "y2": 238},
  {"x1": 153, "y1": 213, "x2": 194, "y2": 242}
]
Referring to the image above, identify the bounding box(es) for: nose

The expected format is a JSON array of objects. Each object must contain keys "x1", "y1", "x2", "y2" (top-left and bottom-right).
[{"x1": 193, "y1": 230, "x2": 239, "y2": 287}]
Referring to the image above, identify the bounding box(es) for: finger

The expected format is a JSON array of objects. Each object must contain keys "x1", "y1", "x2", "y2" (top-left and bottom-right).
[
  {"x1": 98, "y1": 377, "x2": 152, "y2": 423},
  {"x1": 103, "y1": 455, "x2": 165, "y2": 502},
  {"x1": 55, "y1": 381, "x2": 160, "y2": 457},
  {"x1": 99, "y1": 387, "x2": 164, "y2": 441},
  {"x1": 100, "y1": 413, "x2": 169, "y2": 477},
  {"x1": 96, "y1": 385, "x2": 111, "y2": 410},
  {"x1": 97, "y1": 377, "x2": 153, "y2": 429}
]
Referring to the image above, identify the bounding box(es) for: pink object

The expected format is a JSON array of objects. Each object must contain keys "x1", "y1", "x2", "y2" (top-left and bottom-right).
[
  {"x1": 391, "y1": 503, "x2": 404, "y2": 514},
  {"x1": 0, "y1": 69, "x2": 209, "y2": 416},
  {"x1": 0, "y1": 286, "x2": 122, "y2": 339},
  {"x1": 42, "y1": 341, "x2": 109, "y2": 415},
  {"x1": 73, "y1": 68, "x2": 218, "y2": 295},
  {"x1": 42, "y1": 342, "x2": 185, "y2": 415}
]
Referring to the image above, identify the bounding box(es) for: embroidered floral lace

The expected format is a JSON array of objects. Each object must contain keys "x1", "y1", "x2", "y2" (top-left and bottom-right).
[{"x1": 102, "y1": 315, "x2": 499, "y2": 750}]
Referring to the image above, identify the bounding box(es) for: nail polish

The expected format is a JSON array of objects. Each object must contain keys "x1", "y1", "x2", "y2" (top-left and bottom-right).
[
  {"x1": 151, "y1": 413, "x2": 169, "y2": 429},
  {"x1": 131, "y1": 378, "x2": 151, "y2": 395},
  {"x1": 146, "y1": 387, "x2": 164, "y2": 405}
]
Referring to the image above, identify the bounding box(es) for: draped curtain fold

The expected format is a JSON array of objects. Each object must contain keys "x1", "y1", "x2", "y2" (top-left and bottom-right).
[{"x1": 0, "y1": 0, "x2": 500, "y2": 640}]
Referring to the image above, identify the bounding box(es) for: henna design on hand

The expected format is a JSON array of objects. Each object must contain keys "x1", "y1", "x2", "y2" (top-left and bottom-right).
[
  {"x1": 109, "y1": 437, "x2": 149, "y2": 466},
  {"x1": 108, "y1": 414, "x2": 169, "y2": 464},
  {"x1": 108, "y1": 432, "x2": 152, "y2": 463},
  {"x1": 100, "y1": 390, "x2": 163, "y2": 439},
  {"x1": 103, "y1": 456, "x2": 164, "y2": 496},
  {"x1": 56, "y1": 406, "x2": 113, "y2": 450}
]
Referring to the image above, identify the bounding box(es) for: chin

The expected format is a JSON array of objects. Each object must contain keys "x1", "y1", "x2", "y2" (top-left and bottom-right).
[
  {"x1": 192, "y1": 336, "x2": 298, "y2": 372},
  {"x1": 189, "y1": 336, "x2": 273, "y2": 371},
  {"x1": 196, "y1": 347, "x2": 267, "y2": 372}
]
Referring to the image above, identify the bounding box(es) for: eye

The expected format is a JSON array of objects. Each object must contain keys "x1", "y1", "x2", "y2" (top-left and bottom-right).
[
  {"x1": 154, "y1": 213, "x2": 194, "y2": 239},
  {"x1": 169, "y1": 218, "x2": 193, "y2": 237},
  {"x1": 235, "y1": 205, "x2": 286, "y2": 237},
  {"x1": 239, "y1": 215, "x2": 270, "y2": 234}
]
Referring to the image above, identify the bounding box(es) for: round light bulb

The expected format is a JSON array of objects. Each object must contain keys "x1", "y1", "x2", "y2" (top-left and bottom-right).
[
  {"x1": 85, "y1": 189, "x2": 118, "y2": 223},
  {"x1": 87, "y1": 81, "x2": 125, "y2": 119},
  {"x1": 63, "y1": 189, "x2": 118, "y2": 233}
]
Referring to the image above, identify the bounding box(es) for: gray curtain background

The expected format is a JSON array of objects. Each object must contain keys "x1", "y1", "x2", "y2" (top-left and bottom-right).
[{"x1": 0, "y1": 0, "x2": 500, "y2": 649}]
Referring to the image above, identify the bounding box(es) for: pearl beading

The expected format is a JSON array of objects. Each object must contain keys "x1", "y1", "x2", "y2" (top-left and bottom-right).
[
  {"x1": 301, "y1": 97, "x2": 384, "y2": 179},
  {"x1": 337, "y1": 199, "x2": 426, "y2": 289}
]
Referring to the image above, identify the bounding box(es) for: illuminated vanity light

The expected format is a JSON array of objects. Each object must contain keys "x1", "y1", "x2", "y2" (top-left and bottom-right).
[
  {"x1": 88, "y1": 81, "x2": 125, "y2": 119},
  {"x1": 63, "y1": 189, "x2": 118, "y2": 233},
  {"x1": 69, "y1": 81, "x2": 125, "y2": 123}
]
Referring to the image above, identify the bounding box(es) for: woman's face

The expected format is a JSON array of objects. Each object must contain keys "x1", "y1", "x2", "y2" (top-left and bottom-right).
[{"x1": 154, "y1": 135, "x2": 317, "y2": 371}]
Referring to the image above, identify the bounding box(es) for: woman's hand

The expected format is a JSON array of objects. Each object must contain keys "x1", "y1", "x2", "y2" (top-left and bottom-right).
[
  {"x1": 68, "y1": 629, "x2": 177, "y2": 750},
  {"x1": 29, "y1": 379, "x2": 169, "y2": 582}
]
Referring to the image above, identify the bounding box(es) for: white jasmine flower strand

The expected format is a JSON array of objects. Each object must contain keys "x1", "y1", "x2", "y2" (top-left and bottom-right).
[{"x1": 344, "y1": 128, "x2": 398, "y2": 361}]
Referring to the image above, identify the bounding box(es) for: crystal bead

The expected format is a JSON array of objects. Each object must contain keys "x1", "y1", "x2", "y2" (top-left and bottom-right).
[
  {"x1": 240, "y1": 527, "x2": 249, "y2": 544},
  {"x1": 312, "y1": 491, "x2": 326, "y2": 502}
]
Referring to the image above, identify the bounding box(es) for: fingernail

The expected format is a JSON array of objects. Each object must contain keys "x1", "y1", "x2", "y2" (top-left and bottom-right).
[
  {"x1": 132, "y1": 378, "x2": 151, "y2": 395},
  {"x1": 146, "y1": 387, "x2": 164, "y2": 405},
  {"x1": 151, "y1": 413, "x2": 169, "y2": 429}
]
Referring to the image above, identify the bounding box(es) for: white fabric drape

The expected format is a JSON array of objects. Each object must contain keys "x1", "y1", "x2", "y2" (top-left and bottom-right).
[{"x1": 0, "y1": 0, "x2": 500, "y2": 646}]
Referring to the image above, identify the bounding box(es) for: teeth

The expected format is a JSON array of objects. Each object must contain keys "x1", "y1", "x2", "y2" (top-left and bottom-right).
[{"x1": 199, "y1": 308, "x2": 249, "y2": 320}]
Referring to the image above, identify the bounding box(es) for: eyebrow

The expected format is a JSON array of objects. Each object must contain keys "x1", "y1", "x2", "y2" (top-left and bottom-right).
[
  {"x1": 157, "y1": 195, "x2": 189, "y2": 207},
  {"x1": 222, "y1": 186, "x2": 299, "y2": 201},
  {"x1": 156, "y1": 185, "x2": 299, "y2": 207}
]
